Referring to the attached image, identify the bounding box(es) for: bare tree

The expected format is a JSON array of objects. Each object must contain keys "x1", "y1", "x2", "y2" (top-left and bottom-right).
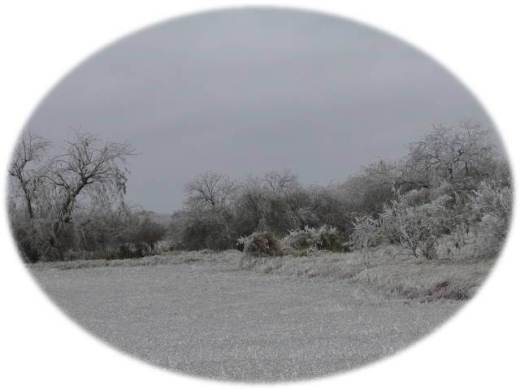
[
  {"x1": 404, "y1": 122, "x2": 497, "y2": 189},
  {"x1": 8, "y1": 132, "x2": 50, "y2": 218},
  {"x1": 185, "y1": 171, "x2": 235, "y2": 210},
  {"x1": 43, "y1": 133, "x2": 134, "y2": 258},
  {"x1": 262, "y1": 169, "x2": 299, "y2": 194}
]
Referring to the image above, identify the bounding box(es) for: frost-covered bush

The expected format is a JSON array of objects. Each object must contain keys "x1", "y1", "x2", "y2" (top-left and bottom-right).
[
  {"x1": 282, "y1": 225, "x2": 343, "y2": 252},
  {"x1": 282, "y1": 226, "x2": 315, "y2": 250},
  {"x1": 237, "y1": 231, "x2": 282, "y2": 257},
  {"x1": 378, "y1": 193, "x2": 452, "y2": 259},
  {"x1": 350, "y1": 186, "x2": 461, "y2": 259},
  {"x1": 471, "y1": 181, "x2": 512, "y2": 226},
  {"x1": 316, "y1": 225, "x2": 344, "y2": 251},
  {"x1": 470, "y1": 181, "x2": 512, "y2": 257},
  {"x1": 350, "y1": 216, "x2": 382, "y2": 251},
  {"x1": 401, "y1": 180, "x2": 513, "y2": 260}
]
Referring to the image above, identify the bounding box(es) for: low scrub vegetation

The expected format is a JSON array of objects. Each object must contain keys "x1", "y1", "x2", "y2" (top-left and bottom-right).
[
  {"x1": 9, "y1": 122, "x2": 511, "y2": 264},
  {"x1": 237, "y1": 231, "x2": 283, "y2": 258},
  {"x1": 167, "y1": 122, "x2": 511, "y2": 263},
  {"x1": 8, "y1": 133, "x2": 166, "y2": 262},
  {"x1": 282, "y1": 225, "x2": 344, "y2": 252}
]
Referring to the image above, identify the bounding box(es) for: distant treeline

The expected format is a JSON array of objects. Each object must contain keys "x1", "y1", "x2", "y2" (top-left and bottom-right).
[
  {"x1": 8, "y1": 122, "x2": 512, "y2": 262},
  {"x1": 170, "y1": 122, "x2": 511, "y2": 259}
]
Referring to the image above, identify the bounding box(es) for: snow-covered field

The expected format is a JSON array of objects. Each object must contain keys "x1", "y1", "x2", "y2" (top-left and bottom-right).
[{"x1": 30, "y1": 249, "x2": 491, "y2": 381}]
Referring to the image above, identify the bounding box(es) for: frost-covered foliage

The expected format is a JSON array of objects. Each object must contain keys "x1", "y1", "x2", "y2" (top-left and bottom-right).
[
  {"x1": 8, "y1": 132, "x2": 137, "y2": 261},
  {"x1": 471, "y1": 181, "x2": 512, "y2": 226},
  {"x1": 469, "y1": 181, "x2": 512, "y2": 257},
  {"x1": 165, "y1": 124, "x2": 510, "y2": 258},
  {"x1": 379, "y1": 193, "x2": 452, "y2": 259},
  {"x1": 11, "y1": 123, "x2": 511, "y2": 263},
  {"x1": 403, "y1": 122, "x2": 504, "y2": 190},
  {"x1": 352, "y1": 193, "x2": 448, "y2": 259},
  {"x1": 350, "y1": 216, "x2": 382, "y2": 251},
  {"x1": 351, "y1": 193, "x2": 451, "y2": 259},
  {"x1": 9, "y1": 189, "x2": 167, "y2": 262},
  {"x1": 351, "y1": 178, "x2": 512, "y2": 260},
  {"x1": 238, "y1": 231, "x2": 283, "y2": 257},
  {"x1": 344, "y1": 123, "x2": 512, "y2": 261},
  {"x1": 430, "y1": 180, "x2": 512, "y2": 259},
  {"x1": 314, "y1": 225, "x2": 344, "y2": 251},
  {"x1": 281, "y1": 227, "x2": 315, "y2": 250},
  {"x1": 282, "y1": 225, "x2": 344, "y2": 252}
]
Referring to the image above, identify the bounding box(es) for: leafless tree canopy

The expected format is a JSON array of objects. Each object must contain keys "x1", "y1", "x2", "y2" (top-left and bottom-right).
[
  {"x1": 44, "y1": 134, "x2": 133, "y2": 222},
  {"x1": 404, "y1": 122, "x2": 499, "y2": 188},
  {"x1": 9, "y1": 132, "x2": 142, "y2": 261},
  {"x1": 185, "y1": 172, "x2": 235, "y2": 210},
  {"x1": 9, "y1": 133, "x2": 50, "y2": 218}
]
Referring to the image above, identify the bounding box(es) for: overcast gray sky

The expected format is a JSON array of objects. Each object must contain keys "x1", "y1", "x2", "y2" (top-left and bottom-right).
[{"x1": 24, "y1": 8, "x2": 493, "y2": 213}]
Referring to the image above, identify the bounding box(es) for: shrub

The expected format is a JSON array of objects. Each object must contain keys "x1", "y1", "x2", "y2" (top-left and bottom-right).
[
  {"x1": 378, "y1": 193, "x2": 453, "y2": 259},
  {"x1": 282, "y1": 227, "x2": 316, "y2": 250},
  {"x1": 471, "y1": 181, "x2": 511, "y2": 233},
  {"x1": 237, "y1": 231, "x2": 282, "y2": 257},
  {"x1": 472, "y1": 214, "x2": 507, "y2": 258},
  {"x1": 282, "y1": 225, "x2": 344, "y2": 252},
  {"x1": 315, "y1": 225, "x2": 344, "y2": 251},
  {"x1": 350, "y1": 216, "x2": 382, "y2": 251},
  {"x1": 461, "y1": 181, "x2": 512, "y2": 259}
]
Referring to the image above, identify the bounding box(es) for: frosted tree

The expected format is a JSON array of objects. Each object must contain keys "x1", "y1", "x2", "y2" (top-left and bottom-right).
[
  {"x1": 8, "y1": 132, "x2": 50, "y2": 218},
  {"x1": 43, "y1": 133, "x2": 134, "y2": 258}
]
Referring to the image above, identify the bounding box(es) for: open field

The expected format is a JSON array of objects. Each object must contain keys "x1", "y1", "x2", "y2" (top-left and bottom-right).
[{"x1": 30, "y1": 250, "x2": 491, "y2": 381}]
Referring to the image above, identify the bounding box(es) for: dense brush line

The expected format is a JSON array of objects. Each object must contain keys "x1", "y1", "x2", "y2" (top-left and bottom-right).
[{"x1": 8, "y1": 122, "x2": 511, "y2": 262}]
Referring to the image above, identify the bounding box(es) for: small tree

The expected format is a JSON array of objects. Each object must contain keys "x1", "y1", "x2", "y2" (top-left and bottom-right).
[
  {"x1": 43, "y1": 133, "x2": 134, "y2": 259},
  {"x1": 351, "y1": 216, "x2": 381, "y2": 251}
]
